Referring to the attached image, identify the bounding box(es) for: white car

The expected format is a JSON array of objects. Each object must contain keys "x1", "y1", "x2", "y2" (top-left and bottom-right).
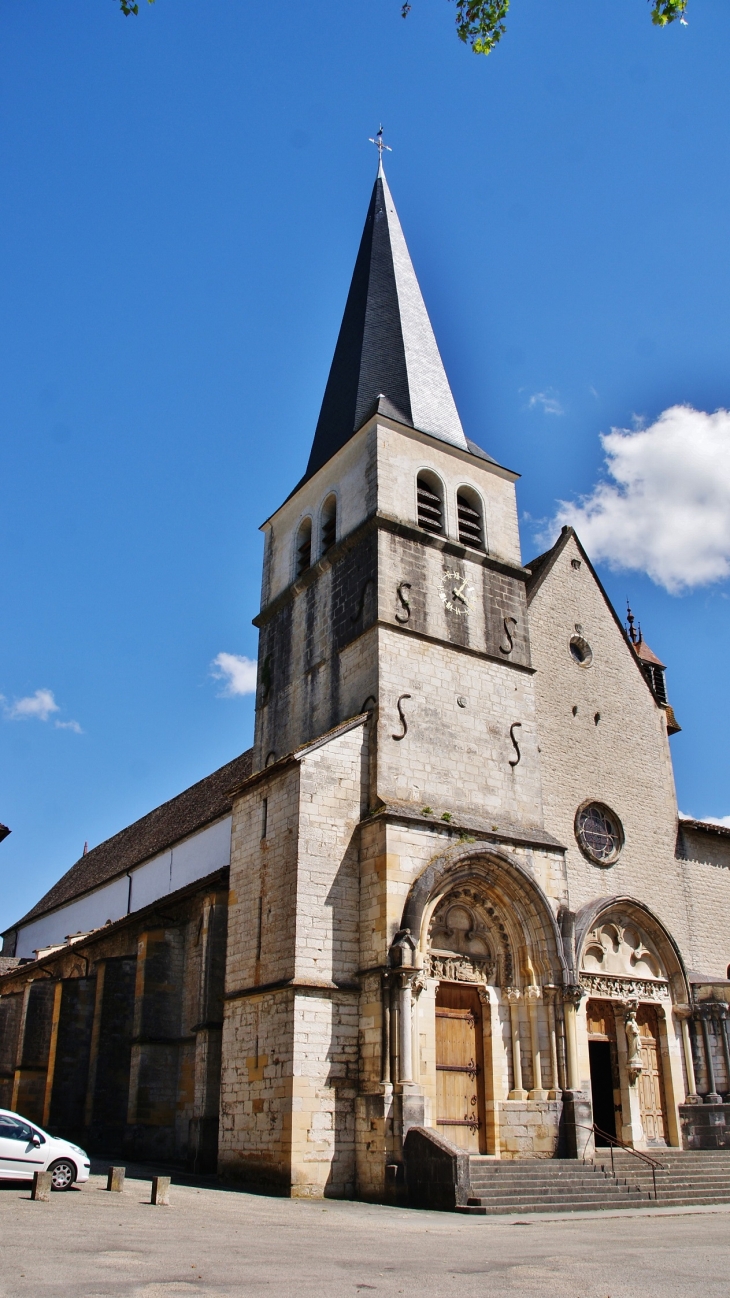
[{"x1": 0, "y1": 1108, "x2": 91, "y2": 1190}]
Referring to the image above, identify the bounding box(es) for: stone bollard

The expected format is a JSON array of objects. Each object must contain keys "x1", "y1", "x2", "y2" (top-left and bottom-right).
[
  {"x1": 150, "y1": 1175, "x2": 170, "y2": 1206},
  {"x1": 31, "y1": 1171, "x2": 52, "y2": 1201},
  {"x1": 107, "y1": 1166, "x2": 126, "y2": 1193}
]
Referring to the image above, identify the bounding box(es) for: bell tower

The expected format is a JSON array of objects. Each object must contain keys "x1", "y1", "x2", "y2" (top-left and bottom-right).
[
  {"x1": 220, "y1": 159, "x2": 564, "y2": 1202},
  {"x1": 253, "y1": 160, "x2": 544, "y2": 830}
]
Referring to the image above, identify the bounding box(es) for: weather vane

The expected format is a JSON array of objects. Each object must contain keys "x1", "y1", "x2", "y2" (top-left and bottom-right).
[{"x1": 368, "y1": 125, "x2": 392, "y2": 166}]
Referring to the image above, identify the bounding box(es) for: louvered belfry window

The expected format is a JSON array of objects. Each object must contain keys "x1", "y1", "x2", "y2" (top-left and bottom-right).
[
  {"x1": 417, "y1": 474, "x2": 444, "y2": 534},
  {"x1": 457, "y1": 489, "x2": 483, "y2": 549},
  {"x1": 644, "y1": 663, "x2": 668, "y2": 705},
  {"x1": 321, "y1": 495, "x2": 337, "y2": 555},
  {"x1": 296, "y1": 518, "x2": 312, "y2": 576}
]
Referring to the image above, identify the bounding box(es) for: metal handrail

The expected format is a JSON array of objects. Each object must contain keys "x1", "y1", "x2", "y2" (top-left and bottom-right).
[{"x1": 579, "y1": 1124, "x2": 665, "y2": 1200}]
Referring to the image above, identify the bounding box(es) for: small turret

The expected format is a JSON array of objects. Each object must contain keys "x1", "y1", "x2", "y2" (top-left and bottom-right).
[{"x1": 626, "y1": 604, "x2": 681, "y2": 734}]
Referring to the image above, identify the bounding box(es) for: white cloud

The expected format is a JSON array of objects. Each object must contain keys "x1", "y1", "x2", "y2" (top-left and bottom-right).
[
  {"x1": 529, "y1": 390, "x2": 565, "y2": 416},
  {"x1": 0, "y1": 687, "x2": 82, "y2": 732},
  {"x1": 211, "y1": 652, "x2": 258, "y2": 697},
  {"x1": 546, "y1": 405, "x2": 730, "y2": 594},
  {"x1": 3, "y1": 688, "x2": 59, "y2": 721}
]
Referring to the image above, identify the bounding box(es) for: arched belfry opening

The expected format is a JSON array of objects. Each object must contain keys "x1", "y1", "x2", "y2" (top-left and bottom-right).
[
  {"x1": 416, "y1": 472, "x2": 444, "y2": 535},
  {"x1": 295, "y1": 517, "x2": 312, "y2": 577},
  {"x1": 456, "y1": 486, "x2": 485, "y2": 550},
  {"x1": 320, "y1": 494, "x2": 337, "y2": 556}
]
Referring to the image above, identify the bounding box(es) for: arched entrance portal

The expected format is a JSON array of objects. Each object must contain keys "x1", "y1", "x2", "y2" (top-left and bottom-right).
[
  {"x1": 576, "y1": 900, "x2": 691, "y2": 1149},
  {"x1": 393, "y1": 845, "x2": 570, "y2": 1159}
]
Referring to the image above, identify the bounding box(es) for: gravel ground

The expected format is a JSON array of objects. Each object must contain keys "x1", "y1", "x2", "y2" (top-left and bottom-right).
[{"x1": 1, "y1": 1172, "x2": 729, "y2": 1298}]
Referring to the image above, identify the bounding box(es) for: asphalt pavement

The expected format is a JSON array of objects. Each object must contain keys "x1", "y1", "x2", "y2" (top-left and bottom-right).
[{"x1": 1, "y1": 1172, "x2": 729, "y2": 1297}]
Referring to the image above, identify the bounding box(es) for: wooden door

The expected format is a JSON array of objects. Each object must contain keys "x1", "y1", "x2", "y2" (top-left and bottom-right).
[
  {"x1": 435, "y1": 983, "x2": 486, "y2": 1153},
  {"x1": 636, "y1": 1004, "x2": 668, "y2": 1144}
]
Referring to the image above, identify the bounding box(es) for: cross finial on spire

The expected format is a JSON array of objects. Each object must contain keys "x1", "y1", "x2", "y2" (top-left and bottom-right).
[
  {"x1": 368, "y1": 125, "x2": 392, "y2": 173},
  {"x1": 626, "y1": 601, "x2": 642, "y2": 647}
]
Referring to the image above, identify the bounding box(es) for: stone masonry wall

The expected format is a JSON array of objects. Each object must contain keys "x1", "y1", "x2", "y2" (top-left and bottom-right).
[
  {"x1": 375, "y1": 625, "x2": 544, "y2": 826},
  {"x1": 528, "y1": 532, "x2": 730, "y2": 980},
  {"x1": 220, "y1": 721, "x2": 366, "y2": 1194}
]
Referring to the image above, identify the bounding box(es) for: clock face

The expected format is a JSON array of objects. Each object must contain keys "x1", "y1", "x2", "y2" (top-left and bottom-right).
[{"x1": 439, "y1": 569, "x2": 474, "y2": 616}]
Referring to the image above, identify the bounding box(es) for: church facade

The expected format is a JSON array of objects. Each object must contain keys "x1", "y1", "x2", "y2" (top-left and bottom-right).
[{"x1": 3, "y1": 164, "x2": 730, "y2": 1199}]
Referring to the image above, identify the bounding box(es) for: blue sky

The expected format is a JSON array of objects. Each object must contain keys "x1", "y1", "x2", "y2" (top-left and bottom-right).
[{"x1": 2, "y1": 0, "x2": 730, "y2": 932}]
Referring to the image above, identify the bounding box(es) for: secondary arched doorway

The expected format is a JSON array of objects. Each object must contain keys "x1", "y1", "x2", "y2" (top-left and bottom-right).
[{"x1": 576, "y1": 898, "x2": 692, "y2": 1149}]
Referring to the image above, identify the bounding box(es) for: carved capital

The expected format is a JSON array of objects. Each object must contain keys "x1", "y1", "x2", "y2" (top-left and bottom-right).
[
  {"x1": 524, "y1": 984, "x2": 542, "y2": 1003},
  {"x1": 505, "y1": 987, "x2": 521, "y2": 1005},
  {"x1": 563, "y1": 984, "x2": 585, "y2": 1007}
]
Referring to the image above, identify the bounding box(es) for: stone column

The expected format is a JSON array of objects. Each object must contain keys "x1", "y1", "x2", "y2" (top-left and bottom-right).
[
  {"x1": 506, "y1": 989, "x2": 527, "y2": 1100},
  {"x1": 678, "y1": 1012, "x2": 700, "y2": 1103},
  {"x1": 543, "y1": 986, "x2": 561, "y2": 1098},
  {"x1": 562, "y1": 986, "x2": 582, "y2": 1091},
  {"x1": 699, "y1": 1011, "x2": 721, "y2": 1103},
  {"x1": 718, "y1": 1008, "x2": 730, "y2": 1098},
  {"x1": 399, "y1": 974, "x2": 413, "y2": 1084},
  {"x1": 525, "y1": 985, "x2": 546, "y2": 1101},
  {"x1": 380, "y1": 973, "x2": 391, "y2": 1086}
]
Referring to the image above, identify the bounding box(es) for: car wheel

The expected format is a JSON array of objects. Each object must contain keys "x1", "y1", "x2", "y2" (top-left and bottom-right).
[{"x1": 48, "y1": 1159, "x2": 77, "y2": 1190}]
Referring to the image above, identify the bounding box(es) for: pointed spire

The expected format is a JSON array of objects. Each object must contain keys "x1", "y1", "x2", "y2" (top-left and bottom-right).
[{"x1": 304, "y1": 169, "x2": 468, "y2": 482}]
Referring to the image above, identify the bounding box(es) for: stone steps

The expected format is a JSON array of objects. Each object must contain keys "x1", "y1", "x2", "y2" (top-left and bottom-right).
[
  {"x1": 465, "y1": 1150, "x2": 730, "y2": 1214},
  {"x1": 600, "y1": 1149, "x2": 730, "y2": 1204},
  {"x1": 465, "y1": 1158, "x2": 640, "y2": 1214}
]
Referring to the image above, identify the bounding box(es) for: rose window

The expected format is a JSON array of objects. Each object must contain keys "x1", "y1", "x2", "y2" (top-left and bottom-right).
[{"x1": 575, "y1": 802, "x2": 623, "y2": 865}]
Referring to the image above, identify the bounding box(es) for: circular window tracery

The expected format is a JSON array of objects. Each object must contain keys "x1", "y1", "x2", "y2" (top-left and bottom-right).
[
  {"x1": 575, "y1": 802, "x2": 623, "y2": 865},
  {"x1": 569, "y1": 635, "x2": 593, "y2": 667}
]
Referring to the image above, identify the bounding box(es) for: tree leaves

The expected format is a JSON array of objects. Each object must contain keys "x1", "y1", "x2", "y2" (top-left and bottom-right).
[
  {"x1": 650, "y1": 0, "x2": 688, "y2": 25},
  {"x1": 118, "y1": 0, "x2": 154, "y2": 15},
  {"x1": 453, "y1": 0, "x2": 510, "y2": 54},
  {"x1": 117, "y1": 0, "x2": 690, "y2": 54}
]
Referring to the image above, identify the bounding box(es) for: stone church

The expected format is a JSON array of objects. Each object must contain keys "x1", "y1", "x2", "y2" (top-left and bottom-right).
[{"x1": 2, "y1": 161, "x2": 730, "y2": 1202}]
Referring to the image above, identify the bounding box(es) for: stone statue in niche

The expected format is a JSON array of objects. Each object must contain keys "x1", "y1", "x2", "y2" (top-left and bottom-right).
[
  {"x1": 624, "y1": 1008, "x2": 643, "y2": 1083},
  {"x1": 581, "y1": 919, "x2": 664, "y2": 981}
]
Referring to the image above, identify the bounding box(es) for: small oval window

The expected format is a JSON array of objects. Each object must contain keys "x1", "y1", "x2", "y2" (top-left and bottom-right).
[{"x1": 570, "y1": 635, "x2": 593, "y2": 667}]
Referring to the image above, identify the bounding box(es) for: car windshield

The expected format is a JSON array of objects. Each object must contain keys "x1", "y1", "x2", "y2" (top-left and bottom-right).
[{"x1": 0, "y1": 1116, "x2": 34, "y2": 1142}]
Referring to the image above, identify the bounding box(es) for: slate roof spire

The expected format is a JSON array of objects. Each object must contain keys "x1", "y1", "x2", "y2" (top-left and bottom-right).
[{"x1": 304, "y1": 165, "x2": 468, "y2": 482}]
